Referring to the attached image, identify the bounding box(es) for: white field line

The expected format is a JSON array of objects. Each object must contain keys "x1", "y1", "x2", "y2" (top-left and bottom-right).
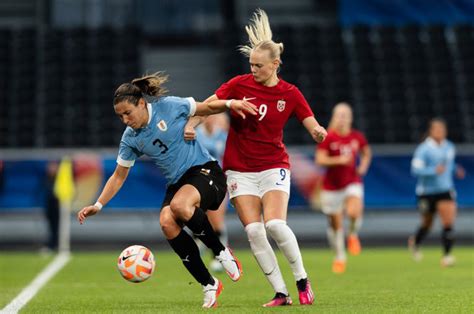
[{"x1": 1, "y1": 252, "x2": 71, "y2": 314}]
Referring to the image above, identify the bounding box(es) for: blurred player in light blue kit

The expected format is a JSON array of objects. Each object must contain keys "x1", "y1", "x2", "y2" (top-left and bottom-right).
[
  {"x1": 409, "y1": 118, "x2": 465, "y2": 267},
  {"x1": 195, "y1": 113, "x2": 230, "y2": 272}
]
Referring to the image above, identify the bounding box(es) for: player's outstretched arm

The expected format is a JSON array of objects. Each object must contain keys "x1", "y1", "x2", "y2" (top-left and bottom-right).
[
  {"x1": 77, "y1": 164, "x2": 130, "y2": 224},
  {"x1": 302, "y1": 116, "x2": 328, "y2": 143},
  {"x1": 194, "y1": 94, "x2": 258, "y2": 118}
]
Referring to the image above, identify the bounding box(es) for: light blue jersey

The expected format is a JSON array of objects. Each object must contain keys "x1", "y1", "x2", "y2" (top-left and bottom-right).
[
  {"x1": 196, "y1": 126, "x2": 227, "y2": 166},
  {"x1": 117, "y1": 96, "x2": 214, "y2": 185},
  {"x1": 411, "y1": 137, "x2": 456, "y2": 195}
]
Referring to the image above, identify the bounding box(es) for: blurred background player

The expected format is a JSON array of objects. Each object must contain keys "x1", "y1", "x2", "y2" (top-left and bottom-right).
[
  {"x1": 315, "y1": 102, "x2": 372, "y2": 274},
  {"x1": 200, "y1": 9, "x2": 327, "y2": 307},
  {"x1": 409, "y1": 118, "x2": 465, "y2": 267},
  {"x1": 76, "y1": 73, "x2": 256, "y2": 308},
  {"x1": 41, "y1": 160, "x2": 60, "y2": 253}
]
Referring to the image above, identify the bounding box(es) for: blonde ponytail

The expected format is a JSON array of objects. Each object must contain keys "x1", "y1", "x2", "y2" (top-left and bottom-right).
[{"x1": 238, "y1": 9, "x2": 284, "y2": 61}]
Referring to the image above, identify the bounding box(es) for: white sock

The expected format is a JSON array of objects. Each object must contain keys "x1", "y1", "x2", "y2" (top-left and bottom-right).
[
  {"x1": 326, "y1": 228, "x2": 336, "y2": 250},
  {"x1": 245, "y1": 222, "x2": 288, "y2": 295},
  {"x1": 265, "y1": 219, "x2": 307, "y2": 281},
  {"x1": 350, "y1": 217, "x2": 363, "y2": 235},
  {"x1": 334, "y1": 228, "x2": 346, "y2": 261}
]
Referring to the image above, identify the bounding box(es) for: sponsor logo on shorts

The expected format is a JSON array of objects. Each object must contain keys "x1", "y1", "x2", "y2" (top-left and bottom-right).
[{"x1": 200, "y1": 168, "x2": 211, "y2": 176}]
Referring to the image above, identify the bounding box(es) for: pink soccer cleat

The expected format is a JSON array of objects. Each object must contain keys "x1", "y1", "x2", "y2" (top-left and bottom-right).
[
  {"x1": 262, "y1": 293, "x2": 293, "y2": 307},
  {"x1": 297, "y1": 279, "x2": 315, "y2": 305}
]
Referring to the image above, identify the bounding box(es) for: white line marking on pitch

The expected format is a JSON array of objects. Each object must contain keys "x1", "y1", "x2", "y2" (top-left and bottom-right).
[{"x1": 0, "y1": 252, "x2": 71, "y2": 314}]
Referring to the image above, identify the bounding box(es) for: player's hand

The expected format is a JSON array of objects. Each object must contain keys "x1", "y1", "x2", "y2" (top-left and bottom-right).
[
  {"x1": 436, "y1": 164, "x2": 446, "y2": 174},
  {"x1": 357, "y1": 165, "x2": 368, "y2": 176},
  {"x1": 456, "y1": 165, "x2": 465, "y2": 179},
  {"x1": 230, "y1": 99, "x2": 258, "y2": 119},
  {"x1": 183, "y1": 125, "x2": 196, "y2": 141},
  {"x1": 311, "y1": 125, "x2": 327, "y2": 143},
  {"x1": 77, "y1": 205, "x2": 100, "y2": 224}
]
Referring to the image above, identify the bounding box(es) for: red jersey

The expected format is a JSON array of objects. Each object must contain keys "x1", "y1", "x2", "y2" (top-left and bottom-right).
[
  {"x1": 317, "y1": 129, "x2": 368, "y2": 190},
  {"x1": 215, "y1": 74, "x2": 314, "y2": 172}
]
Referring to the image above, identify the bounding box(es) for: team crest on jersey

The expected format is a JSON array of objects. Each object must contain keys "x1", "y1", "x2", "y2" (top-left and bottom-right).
[
  {"x1": 229, "y1": 179, "x2": 238, "y2": 193},
  {"x1": 157, "y1": 120, "x2": 168, "y2": 131},
  {"x1": 277, "y1": 100, "x2": 286, "y2": 112}
]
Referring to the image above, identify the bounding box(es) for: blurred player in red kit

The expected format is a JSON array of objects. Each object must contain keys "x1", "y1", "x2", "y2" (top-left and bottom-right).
[{"x1": 316, "y1": 103, "x2": 372, "y2": 274}]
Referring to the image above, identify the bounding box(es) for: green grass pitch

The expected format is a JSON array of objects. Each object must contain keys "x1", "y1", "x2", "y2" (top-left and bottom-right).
[{"x1": 1, "y1": 247, "x2": 472, "y2": 313}]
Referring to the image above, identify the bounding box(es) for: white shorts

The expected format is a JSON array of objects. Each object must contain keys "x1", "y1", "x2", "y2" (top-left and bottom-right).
[
  {"x1": 225, "y1": 168, "x2": 291, "y2": 199},
  {"x1": 320, "y1": 183, "x2": 364, "y2": 215}
]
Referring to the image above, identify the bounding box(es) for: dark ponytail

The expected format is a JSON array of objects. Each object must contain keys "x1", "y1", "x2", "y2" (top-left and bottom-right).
[{"x1": 113, "y1": 72, "x2": 168, "y2": 106}]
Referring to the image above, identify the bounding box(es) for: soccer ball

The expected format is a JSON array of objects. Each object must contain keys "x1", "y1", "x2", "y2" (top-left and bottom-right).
[{"x1": 117, "y1": 245, "x2": 155, "y2": 283}]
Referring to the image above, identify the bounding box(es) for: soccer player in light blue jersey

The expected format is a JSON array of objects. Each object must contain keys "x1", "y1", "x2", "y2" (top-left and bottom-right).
[
  {"x1": 409, "y1": 118, "x2": 465, "y2": 267},
  {"x1": 77, "y1": 73, "x2": 257, "y2": 308}
]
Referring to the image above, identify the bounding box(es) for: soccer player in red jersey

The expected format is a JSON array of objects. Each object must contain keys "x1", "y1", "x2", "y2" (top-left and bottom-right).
[
  {"x1": 188, "y1": 9, "x2": 327, "y2": 307},
  {"x1": 316, "y1": 103, "x2": 372, "y2": 274}
]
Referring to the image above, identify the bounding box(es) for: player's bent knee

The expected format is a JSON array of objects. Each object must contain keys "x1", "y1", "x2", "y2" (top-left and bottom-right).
[
  {"x1": 159, "y1": 209, "x2": 180, "y2": 238},
  {"x1": 265, "y1": 219, "x2": 289, "y2": 242},
  {"x1": 169, "y1": 199, "x2": 193, "y2": 220},
  {"x1": 244, "y1": 222, "x2": 266, "y2": 240}
]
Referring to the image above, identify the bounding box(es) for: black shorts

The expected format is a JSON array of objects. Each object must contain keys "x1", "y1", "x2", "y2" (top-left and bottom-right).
[
  {"x1": 161, "y1": 160, "x2": 227, "y2": 211},
  {"x1": 417, "y1": 190, "x2": 455, "y2": 214}
]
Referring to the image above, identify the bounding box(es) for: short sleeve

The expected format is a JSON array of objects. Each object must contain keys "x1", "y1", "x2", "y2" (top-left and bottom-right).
[
  {"x1": 168, "y1": 96, "x2": 196, "y2": 118},
  {"x1": 292, "y1": 88, "x2": 314, "y2": 122},
  {"x1": 215, "y1": 76, "x2": 242, "y2": 99},
  {"x1": 117, "y1": 139, "x2": 140, "y2": 167}
]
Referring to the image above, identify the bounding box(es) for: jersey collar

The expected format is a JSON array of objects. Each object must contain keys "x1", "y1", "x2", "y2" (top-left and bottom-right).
[
  {"x1": 146, "y1": 102, "x2": 153, "y2": 126},
  {"x1": 426, "y1": 136, "x2": 446, "y2": 147}
]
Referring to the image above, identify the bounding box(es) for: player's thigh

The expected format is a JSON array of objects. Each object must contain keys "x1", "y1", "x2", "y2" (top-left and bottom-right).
[
  {"x1": 170, "y1": 184, "x2": 201, "y2": 219},
  {"x1": 207, "y1": 197, "x2": 227, "y2": 230},
  {"x1": 159, "y1": 206, "x2": 182, "y2": 239},
  {"x1": 232, "y1": 195, "x2": 263, "y2": 226},
  {"x1": 345, "y1": 196, "x2": 363, "y2": 217},
  {"x1": 437, "y1": 200, "x2": 457, "y2": 226},
  {"x1": 261, "y1": 190, "x2": 289, "y2": 222},
  {"x1": 344, "y1": 183, "x2": 364, "y2": 217}
]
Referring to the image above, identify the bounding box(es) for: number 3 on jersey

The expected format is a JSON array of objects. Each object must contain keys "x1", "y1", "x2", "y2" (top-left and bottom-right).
[
  {"x1": 258, "y1": 104, "x2": 267, "y2": 121},
  {"x1": 153, "y1": 138, "x2": 168, "y2": 154}
]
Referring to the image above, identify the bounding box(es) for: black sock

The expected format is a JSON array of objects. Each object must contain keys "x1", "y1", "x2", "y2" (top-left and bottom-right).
[
  {"x1": 415, "y1": 226, "x2": 429, "y2": 246},
  {"x1": 296, "y1": 278, "x2": 308, "y2": 291},
  {"x1": 185, "y1": 207, "x2": 225, "y2": 256},
  {"x1": 167, "y1": 230, "x2": 214, "y2": 286},
  {"x1": 275, "y1": 292, "x2": 289, "y2": 298},
  {"x1": 442, "y1": 226, "x2": 454, "y2": 255}
]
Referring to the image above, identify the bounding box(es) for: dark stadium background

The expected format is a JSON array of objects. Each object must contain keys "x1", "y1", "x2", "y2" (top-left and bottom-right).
[{"x1": 0, "y1": 0, "x2": 472, "y2": 249}]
